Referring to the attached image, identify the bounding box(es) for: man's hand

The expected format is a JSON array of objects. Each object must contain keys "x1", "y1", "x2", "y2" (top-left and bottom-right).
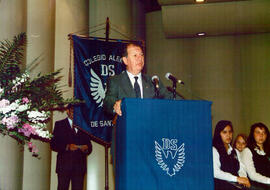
[
  {"x1": 237, "y1": 177, "x2": 251, "y2": 188},
  {"x1": 68, "y1": 144, "x2": 78, "y2": 151},
  {"x1": 113, "y1": 100, "x2": 122, "y2": 116},
  {"x1": 79, "y1": 145, "x2": 89, "y2": 153}
]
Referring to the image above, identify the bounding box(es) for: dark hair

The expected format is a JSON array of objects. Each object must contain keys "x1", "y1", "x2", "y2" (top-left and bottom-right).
[
  {"x1": 247, "y1": 122, "x2": 270, "y2": 156},
  {"x1": 66, "y1": 103, "x2": 80, "y2": 110},
  {"x1": 213, "y1": 120, "x2": 233, "y2": 155},
  {"x1": 122, "y1": 42, "x2": 144, "y2": 57},
  {"x1": 233, "y1": 133, "x2": 248, "y2": 149}
]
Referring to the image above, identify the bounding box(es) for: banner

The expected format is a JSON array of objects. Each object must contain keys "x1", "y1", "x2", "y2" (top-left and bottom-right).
[
  {"x1": 72, "y1": 35, "x2": 126, "y2": 144},
  {"x1": 116, "y1": 98, "x2": 213, "y2": 190}
]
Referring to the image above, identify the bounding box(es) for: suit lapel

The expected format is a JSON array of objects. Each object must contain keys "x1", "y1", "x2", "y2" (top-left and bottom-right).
[
  {"x1": 64, "y1": 118, "x2": 74, "y2": 137},
  {"x1": 142, "y1": 74, "x2": 152, "y2": 98},
  {"x1": 119, "y1": 72, "x2": 153, "y2": 98},
  {"x1": 120, "y1": 71, "x2": 136, "y2": 98}
]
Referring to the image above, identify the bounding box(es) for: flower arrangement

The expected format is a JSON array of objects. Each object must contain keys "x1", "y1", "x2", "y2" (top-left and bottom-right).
[{"x1": 0, "y1": 33, "x2": 79, "y2": 157}]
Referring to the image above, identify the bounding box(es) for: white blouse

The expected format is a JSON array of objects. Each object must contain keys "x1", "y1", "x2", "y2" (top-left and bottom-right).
[
  {"x1": 241, "y1": 147, "x2": 270, "y2": 184},
  {"x1": 213, "y1": 145, "x2": 247, "y2": 182}
]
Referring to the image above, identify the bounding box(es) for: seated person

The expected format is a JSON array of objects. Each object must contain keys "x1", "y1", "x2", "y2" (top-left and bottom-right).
[
  {"x1": 213, "y1": 120, "x2": 250, "y2": 190},
  {"x1": 234, "y1": 133, "x2": 248, "y2": 156},
  {"x1": 241, "y1": 122, "x2": 270, "y2": 190}
]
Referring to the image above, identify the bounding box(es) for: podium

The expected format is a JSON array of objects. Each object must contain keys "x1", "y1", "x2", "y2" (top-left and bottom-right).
[{"x1": 115, "y1": 98, "x2": 213, "y2": 190}]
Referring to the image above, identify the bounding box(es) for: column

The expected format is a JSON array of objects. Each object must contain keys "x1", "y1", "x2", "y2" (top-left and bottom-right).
[
  {"x1": 22, "y1": 1, "x2": 55, "y2": 190},
  {"x1": 0, "y1": 0, "x2": 26, "y2": 189},
  {"x1": 51, "y1": 0, "x2": 89, "y2": 189}
]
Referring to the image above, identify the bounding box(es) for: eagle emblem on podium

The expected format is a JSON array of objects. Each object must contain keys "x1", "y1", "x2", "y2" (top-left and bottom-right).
[{"x1": 154, "y1": 139, "x2": 185, "y2": 177}]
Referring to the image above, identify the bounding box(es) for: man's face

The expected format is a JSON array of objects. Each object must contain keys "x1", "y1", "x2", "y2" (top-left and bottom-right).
[
  {"x1": 66, "y1": 108, "x2": 74, "y2": 120},
  {"x1": 123, "y1": 44, "x2": 144, "y2": 75}
]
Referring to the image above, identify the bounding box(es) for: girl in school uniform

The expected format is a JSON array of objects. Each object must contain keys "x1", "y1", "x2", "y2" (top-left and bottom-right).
[
  {"x1": 213, "y1": 120, "x2": 250, "y2": 190},
  {"x1": 241, "y1": 122, "x2": 270, "y2": 190},
  {"x1": 234, "y1": 134, "x2": 248, "y2": 156}
]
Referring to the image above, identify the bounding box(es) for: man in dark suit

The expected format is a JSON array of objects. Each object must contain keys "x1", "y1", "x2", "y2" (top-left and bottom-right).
[
  {"x1": 50, "y1": 105, "x2": 92, "y2": 190},
  {"x1": 103, "y1": 42, "x2": 178, "y2": 168},
  {"x1": 103, "y1": 42, "x2": 173, "y2": 116}
]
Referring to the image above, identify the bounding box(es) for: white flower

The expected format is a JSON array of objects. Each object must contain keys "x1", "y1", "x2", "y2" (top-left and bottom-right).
[
  {"x1": 32, "y1": 123, "x2": 51, "y2": 139},
  {"x1": 36, "y1": 129, "x2": 51, "y2": 139},
  {"x1": 0, "y1": 88, "x2": 3, "y2": 96},
  {"x1": 0, "y1": 105, "x2": 12, "y2": 114},
  {"x1": 27, "y1": 110, "x2": 50, "y2": 122},
  {"x1": 31, "y1": 122, "x2": 46, "y2": 129},
  {"x1": 0, "y1": 99, "x2": 14, "y2": 114},
  {"x1": 9, "y1": 102, "x2": 19, "y2": 111},
  {"x1": 17, "y1": 104, "x2": 29, "y2": 112}
]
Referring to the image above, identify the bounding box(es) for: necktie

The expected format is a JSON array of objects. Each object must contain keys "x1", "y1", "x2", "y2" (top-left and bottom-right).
[
  {"x1": 72, "y1": 125, "x2": 77, "y2": 134},
  {"x1": 134, "y1": 76, "x2": 141, "y2": 98}
]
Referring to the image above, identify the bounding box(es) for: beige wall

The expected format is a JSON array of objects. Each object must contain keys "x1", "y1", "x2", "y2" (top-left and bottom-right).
[
  {"x1": 238, "y1": 34, "x2": 270, "y2": 129},
  {"x1": 146, "y1": 11, "x2": 270, "y2": 136}
]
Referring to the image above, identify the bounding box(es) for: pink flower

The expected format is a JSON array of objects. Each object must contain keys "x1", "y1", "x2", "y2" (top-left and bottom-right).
[
  {"x1": 27, "y1": 142, "x2": 39, "y2": 155},
  {"x1": 18, "y1": 123, "x2": 36, "y2": 137},
  {"x1": 28, "y1": 142, "x2": 33, "y2": 148},
  {"x1": 32, "y1": 145, "x2": 38, "y2": 154},
  {"x1": 22, "y1": 97, "x2": 29, "y2": 104},
  {"x1": 1, "y1": 115, "x2": 19, "y2": 129},
  {"x1": 0, "y1": 99, "x2": 10, "y2": 108}
]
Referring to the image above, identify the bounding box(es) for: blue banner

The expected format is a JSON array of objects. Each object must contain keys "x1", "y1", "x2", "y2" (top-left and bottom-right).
[
  {"x1": 116, "y1": 98, "x2": 213, "y2": 190},
  {"x1": 72, "y1": 35, "x2": 126, "y2": 144}
]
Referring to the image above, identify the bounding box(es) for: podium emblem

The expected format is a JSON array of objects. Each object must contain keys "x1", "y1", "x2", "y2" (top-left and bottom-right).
[{"x1": 154, "y1": 138, "x2": 185, "y2": 177}]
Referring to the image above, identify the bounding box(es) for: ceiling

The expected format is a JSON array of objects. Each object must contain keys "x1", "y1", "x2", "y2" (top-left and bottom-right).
[
  {"x1": 145, "y1": 0, "x2": 270, "y2": 38},
  {"x1": 145, "y1": 0, "x2": 247, "y2": 12},
  {"x1": 157, "y1": 0, "x2": 248, "y2": 5}
]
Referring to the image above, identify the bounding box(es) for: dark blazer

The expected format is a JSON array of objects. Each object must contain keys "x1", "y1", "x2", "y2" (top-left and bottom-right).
[
  {"x1": 50, "y1": 118, "x2": 92, "y2": 174},
  {"x1": 103, "y1": 71, "x2": 173, "y2": 115}
]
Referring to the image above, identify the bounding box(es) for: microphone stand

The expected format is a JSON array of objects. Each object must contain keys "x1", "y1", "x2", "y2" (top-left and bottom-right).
[
  {"x1": 154, "y1": 86, "x2": 160, "y2": 98},
  {"x1": 167, "y1": 86, "x2": 185, "y2": 100},
  {"x1": 172, "y1": 81, "x2": 177, "y2": 100}
]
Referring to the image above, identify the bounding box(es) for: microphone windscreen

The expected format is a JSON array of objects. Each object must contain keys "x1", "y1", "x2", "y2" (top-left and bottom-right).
[
  {"x1": 165, "y1": 72, "x2": 171, "y2": 80},
  {"x1": 152, "y1": 75, "x2": 159, "y2": 81}
]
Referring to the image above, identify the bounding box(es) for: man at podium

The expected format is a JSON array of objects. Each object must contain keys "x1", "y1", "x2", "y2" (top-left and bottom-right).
[
  {"x1": 104, "y1": 42, "x2": 174, "y2": 117},
  {"x1": 103, "y1": 43, "x2": 213, "y2": 190}
]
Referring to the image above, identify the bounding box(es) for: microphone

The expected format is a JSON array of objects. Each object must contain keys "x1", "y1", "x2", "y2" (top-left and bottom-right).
[
  {"x1": 165, "y1": 73, "x2": 184, "y2": 85},
  {"x1": 151, "y1": 75, "x2": 159, "y2": 89}
]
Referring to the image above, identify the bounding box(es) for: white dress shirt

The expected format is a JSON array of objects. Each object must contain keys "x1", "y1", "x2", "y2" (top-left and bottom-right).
[
  {"x1": 68, "y1": 117, "x2": 78, "y2": 133},
  {"x1": 213, "y1": 145, "x2": 247, "y2": 182},
  {"x1": 241, "y1": 147, "x2": 270, "y2": 184},
  {"x1": 126, "y1": 71, "x2": 143, "y2": 98}
]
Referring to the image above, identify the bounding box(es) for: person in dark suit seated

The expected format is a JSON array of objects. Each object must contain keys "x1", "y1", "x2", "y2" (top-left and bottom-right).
[
  {"x1": 50, "y1": 104, "x2": 92, "y2": 190},
  {"x1": 103, "y1": 42, "x2": 176, "y2": 117},
  {"x1": 213, "y1": 120, "x2": 251, "y2": 190},
  {"x1": 241, "y1": 122, "x2": 270, "y2": 190}
]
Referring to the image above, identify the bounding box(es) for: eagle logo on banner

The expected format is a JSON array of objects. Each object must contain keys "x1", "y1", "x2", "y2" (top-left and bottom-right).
[
  {"x1": 90, "y1": 68, "x2": 107, "y2": 108},
  {"x1": 154, "y1": 139, "x2": 185, "y2": 177}
]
